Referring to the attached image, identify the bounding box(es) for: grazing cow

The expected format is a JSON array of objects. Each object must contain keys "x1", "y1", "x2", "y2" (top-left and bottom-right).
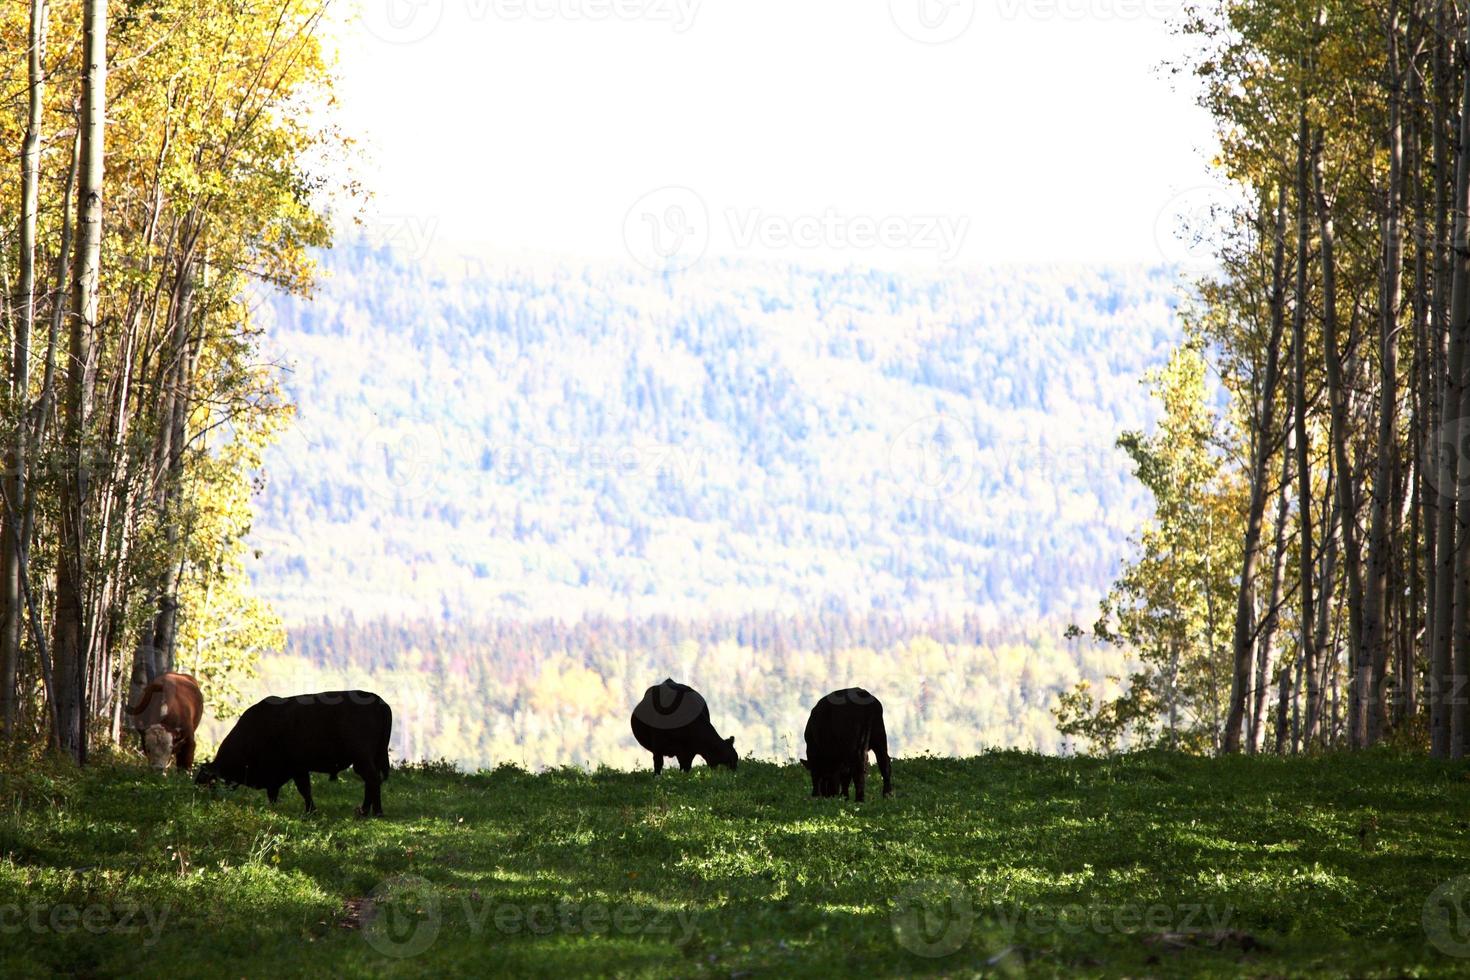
[
  {"x1": 126, "y1": 672, "x2": 204, "y2": 774},
  {"x1": 630, "y1": 678, "x2": 737, "y2": 773},
  {"x1": 802, "y1": 688, "x2": 893, "y2": 802},
  {"x1": 195, "y1": 691, "x2": 392, "y2": 817}
]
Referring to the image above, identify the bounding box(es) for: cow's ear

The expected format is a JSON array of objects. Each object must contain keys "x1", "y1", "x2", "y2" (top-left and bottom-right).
[{"x1": 726, "y1": 736, "x2": 734, "y2": 745}]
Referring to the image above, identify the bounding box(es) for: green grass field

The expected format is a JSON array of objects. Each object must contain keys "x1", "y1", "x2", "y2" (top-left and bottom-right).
[{"x1": 3, "y1": 748, "x2": 1470, "y2": 977}]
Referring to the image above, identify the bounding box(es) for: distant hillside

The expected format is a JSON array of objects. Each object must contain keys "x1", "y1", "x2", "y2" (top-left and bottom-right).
[
  {"x1": 248, "y1": 245, "x2": 1183, "y2": 628},
  {"x1": 212, "y1": 612, "x2": 1122, "y2": 766}
]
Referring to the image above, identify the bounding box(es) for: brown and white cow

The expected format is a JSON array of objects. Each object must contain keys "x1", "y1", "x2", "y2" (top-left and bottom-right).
[{"x1": 127, "y1": 672, "x2": 204, "y2": 774}]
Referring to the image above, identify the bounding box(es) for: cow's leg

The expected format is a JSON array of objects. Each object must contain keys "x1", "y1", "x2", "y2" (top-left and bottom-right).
[
  {"x1": 677, "y1": 754, "x2": 694, "y2": 772},
  {"x1": 294, "y1": 772, "x2": 316, "y2": 813},
  {"x1": 368, "y1": 772, "x2": 384, "y2": 816},
  {"x1": 176, "y1": 735, "x2": 195, "y2": 772},
  {"x1": 853, "y1": 754, "x2": 868, "y2": 803},
  {"x1": 352, "y1": 760, "x2": 384, "y2": 817},
  {"x1": 267, "y1": 783, "x2": 282, "y2": 804},
  {"x1": 652, "y1": 754, "x2": 664, "y2": 776},
  {"x1": 872, "y1": 718, "x2": 894, "y2": 798}
]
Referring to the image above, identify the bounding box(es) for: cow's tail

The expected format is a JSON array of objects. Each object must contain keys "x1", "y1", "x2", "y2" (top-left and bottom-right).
[
  {"x1": 125, "y1": 680, "x2": 160, "y2": 716},
  {"x1": 378, "y1": 702, "x2": 393, "y2": 781}
]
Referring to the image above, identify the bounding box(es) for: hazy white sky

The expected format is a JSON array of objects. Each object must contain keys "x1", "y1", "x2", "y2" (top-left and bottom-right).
[{"x1": 330, "y1": 0, "x2": 1221, "y2": 268}]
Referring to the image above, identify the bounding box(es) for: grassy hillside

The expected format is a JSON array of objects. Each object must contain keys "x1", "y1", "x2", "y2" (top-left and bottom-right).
[{"x1": 3, "y1": 750, "x2": 1468, "y2": 977}]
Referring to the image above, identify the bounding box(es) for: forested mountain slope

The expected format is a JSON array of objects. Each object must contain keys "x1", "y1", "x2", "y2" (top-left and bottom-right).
[
  {"x1": 251, "y1": 246, "x2": 1183, "y2": 628},
  {"x1": 217, "y1": 248, "x2": 1187, "y2": 766}
]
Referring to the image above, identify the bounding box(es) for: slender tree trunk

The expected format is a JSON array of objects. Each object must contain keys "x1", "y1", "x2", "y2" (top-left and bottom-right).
[
  {"x1": 1292, "y1": 645, "x2": 1305, "y2": 751},
  {"x1": 151, "y1": 258, "x2": 199, "y2": 675},
  {"x1": 1400, "y1": 478, "x2": 1416, "y2": 725},
  {"x1": 1251, "y1": 440, "x2": 1293, "y2": 753},
  {"x1": 3, "y1": 0, "x2": 47, "y2": 738},
  {"x1": 53, "y1": 0, "x2": 107, "y2": 762},
  {"x1": 1427, "y1": 2, "x2": 1470, "y2": 752},
  {"x1": 127, "y1": 265, "x2": 195, "y2": 713},
  {"x1": 1293, "y1": 105, "x2": 1322, "y2": 745},
  {"x1": 1313, "y1": 131, "x2": 1361, "y2": 746},
  {"x1": 1166, "y1": 636, "x2": 1180, "y2": 750},
  {"x1": 27, "y1": 122, "x2": 80, "y2": 560},
  {"x1": 1313, "y1": 458, "x2": 1342, "y2": 750},
  {"x1": 1449, "y1": 7, "x2": 1470, "y2": 759},
  {"x1": 1225, "y1": 189, "x2": 1291, "y2": 753},
  {"x1": 15, "y1": 115, "x2": 78, "y2": 744},
  {"x1": 1362, "y1": 2, "x2": 1405, "y2": 747},
  {"x1": 1331, "y1": 608, "x2": 1344, "y2": 745},
  {"x1": 1275, "y1": 641, "x2": 1293, "y2": 753},
  {"x1": 1429, "y1": 0, "x2": 1454, "y2": 755},
  {"x1": 1410, "y1": 26, "x2": 1430, "y2": 728}
]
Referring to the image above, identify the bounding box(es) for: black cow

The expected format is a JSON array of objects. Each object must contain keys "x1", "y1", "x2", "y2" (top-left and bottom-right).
[
  {"x1": 630, "y1": 678, "x2": 737, "y2": 773},
  {"x1": 195, "y1": 691, "x2": 392, "y2": 816},
  {"x1": 802, "y1": 688, "x2": 892, "y2": 802}
]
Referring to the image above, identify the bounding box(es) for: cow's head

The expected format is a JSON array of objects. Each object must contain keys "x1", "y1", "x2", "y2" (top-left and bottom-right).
[
  {"x1": 706, "y1": 735, "x2": 737, "y2": 770},
  {"x1": 194, "y1": 759, "x2": 243, "y2": 790},
  {"x1": 800, "y1": 759, "x2": 840, "y2": 797},
  {"x1": 195, "y1": 751, "x2": 252, "y2": 790},
  {"x1": 143, "y1": 724, "x2": 174, "y2": 773},
  {"x1": 194, "y1": 761, "x2": 220, "y2": 786},
  {"x1": 195, "y1": 735, "x2": 248, "y2": 788}
]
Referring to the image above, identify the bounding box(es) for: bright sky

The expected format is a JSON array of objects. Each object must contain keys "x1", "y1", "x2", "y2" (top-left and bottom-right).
[{"x1": 330, "y1": 0, "x2": 1221, "y2": 269}]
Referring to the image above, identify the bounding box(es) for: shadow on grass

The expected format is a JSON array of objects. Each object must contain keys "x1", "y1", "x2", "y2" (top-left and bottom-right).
[{"x1": 2, "y1": 750, "x2": 1468, "y2": 976}]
